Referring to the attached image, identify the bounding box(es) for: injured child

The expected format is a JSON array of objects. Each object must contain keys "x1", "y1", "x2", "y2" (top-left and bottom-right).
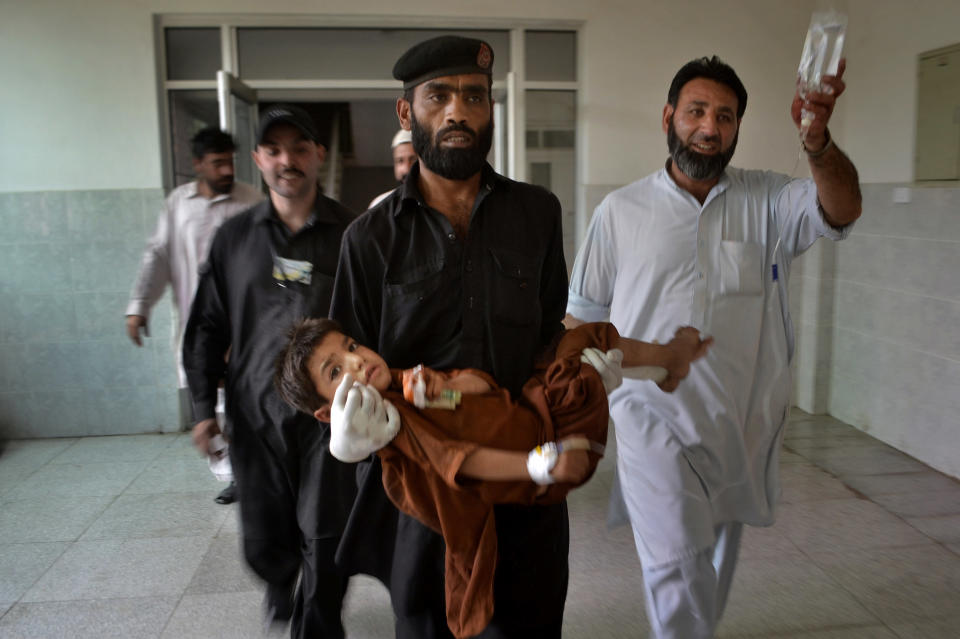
[{"x1": 275, "y1": 319, "x2": 711, "y2": 638}]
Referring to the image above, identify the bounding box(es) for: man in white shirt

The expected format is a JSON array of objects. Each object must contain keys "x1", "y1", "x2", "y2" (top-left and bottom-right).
[
  {"x1": 565, "y1": 56, "x2": 862, "y2": 638},
  {"x1": 367, "y1": 128, "x2": 417, "y2": 209},
  {"x1": 125, "y1": 127, "x2": 262, "y2": 502}
]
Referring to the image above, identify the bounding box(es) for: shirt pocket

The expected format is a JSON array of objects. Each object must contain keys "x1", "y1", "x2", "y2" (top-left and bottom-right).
[
  {"x1": 489, "y1": 248, "x2": 541, "y2": 326},
  {"x1": 385, "y1": 258, "x2": 446, "y2": 299},
  {"x1": 384, "y1": 258, "x2": 448, "y2": 339},
  {"x1": 717, "y1": 240, "x2": 763, "y2": 297}
]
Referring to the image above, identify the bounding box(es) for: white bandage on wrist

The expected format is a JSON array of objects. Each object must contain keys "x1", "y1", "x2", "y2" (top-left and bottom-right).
[{"x1": 527, "y1": 442, "x2": 559, "y2": 485}]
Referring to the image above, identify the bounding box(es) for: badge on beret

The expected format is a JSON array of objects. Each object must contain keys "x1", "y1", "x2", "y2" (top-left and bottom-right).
[{"x1": 477, "y1": 43, "x2": 492, "y2": 70}]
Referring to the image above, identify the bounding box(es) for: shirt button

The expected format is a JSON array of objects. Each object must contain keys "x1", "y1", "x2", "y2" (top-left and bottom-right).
[
  {"x1": 465, "y1": 260, "x2": 473, "y2": 272},
  {"x1": 448, "y1": 233, "x2": 456, "y2": 242}
]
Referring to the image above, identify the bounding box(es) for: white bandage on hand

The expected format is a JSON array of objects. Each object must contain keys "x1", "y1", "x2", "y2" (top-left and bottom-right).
[
  {"x1": 580, "y1": 347, "x2": 624, "y2": 394},
  {"x1": 527, "y1": 442, "x2": 559, "y2": 485},
  {"x1": 329, "y1": 373, "x2": 400, "y2": 463}
]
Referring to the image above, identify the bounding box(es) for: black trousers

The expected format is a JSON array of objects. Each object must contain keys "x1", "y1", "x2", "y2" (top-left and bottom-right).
[{"x1": 230, "y1": 416, "x2": 355, "y2": 638}]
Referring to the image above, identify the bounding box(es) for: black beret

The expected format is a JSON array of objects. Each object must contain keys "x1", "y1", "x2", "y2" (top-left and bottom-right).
[{"x1": 393, "y1": 35, "x2": 494, "y2": 90}]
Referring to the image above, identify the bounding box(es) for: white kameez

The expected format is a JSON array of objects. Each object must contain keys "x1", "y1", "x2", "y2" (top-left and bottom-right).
[
  {"x1": 568, "y1": 165, "x2": 851, "y2": 567},
  {"x1": 126, "y1": 180, "x2": 263, "y2": 387}
]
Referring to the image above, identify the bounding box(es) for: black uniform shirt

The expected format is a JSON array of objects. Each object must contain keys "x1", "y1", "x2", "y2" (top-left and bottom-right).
[
  {"x1": 330, "y1": 162, "x2": 568, "y2": 397},
  {"x1": 184, "y1": 194, "x2": 355, "y2": 426}
]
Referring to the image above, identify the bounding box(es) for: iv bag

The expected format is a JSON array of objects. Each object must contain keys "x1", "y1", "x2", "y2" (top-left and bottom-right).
[
  {"x1": 797, "y1": 9, "x2": 846, "y2": 134},
  {"x1": 798, "y1": 9, "x2": 847, "y2": 98}
]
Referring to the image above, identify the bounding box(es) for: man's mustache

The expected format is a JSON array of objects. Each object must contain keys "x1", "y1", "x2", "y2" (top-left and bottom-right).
[{"x1": 436, "y1": 123, "x2": 477, "y2": 142}]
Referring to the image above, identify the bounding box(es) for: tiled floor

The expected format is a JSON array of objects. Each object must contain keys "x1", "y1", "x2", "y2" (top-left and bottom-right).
[{"x1": 1, "y1": 408, "x2": 959, "y2": 638}]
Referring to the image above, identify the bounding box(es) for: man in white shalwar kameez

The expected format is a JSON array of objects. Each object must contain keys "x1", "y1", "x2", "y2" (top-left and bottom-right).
[
  {"x1": 125, "y1": 127, "x2": 262, "y2": 403},
  {"x1": 565, "y1": 56, "x2": 862, "y2": 638}
]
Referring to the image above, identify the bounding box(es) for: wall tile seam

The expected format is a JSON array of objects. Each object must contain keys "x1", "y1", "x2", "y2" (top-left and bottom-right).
[
  {"x1": 0, "y1": 189, "x2": 161, "y2": 195},
  {"x1": 860, "y1": 182, "x2": 960, "y2": 188},
  {"x1": 823, "y1": 415, "x2": 958, "y2": 478},
  {"x1": 0, "y1": 386, "x2": 172, "y2": 391},
  {"x1": 792, "y1": 273, "x2": 839, "y2": 283},
  {"x1": 0, "y1": 240, "x2": 77, "y2": 245},
  {"x1": 834, "y1": 325, "x2": 960, "y2": 366},
  {"x1": 845, "y1": 231, "x2": 960, "y2": 244},
  {"x1": 0, "y1": 338, "x2": 171, "y2": 344},
  {"x1": 833, "y1": 277, "x2": 960, "y2": 305},
  {"x1": 794, "y1": 319, "x2": 836, "y2": 328},
  {"x1": 66, "y1": 290, "x2": 142, "y2": 295}
]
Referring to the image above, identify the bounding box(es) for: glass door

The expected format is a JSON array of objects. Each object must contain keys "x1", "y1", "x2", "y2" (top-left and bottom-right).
[{"x1": 217, "y1": 70, "x2": 259, "y2": 187}]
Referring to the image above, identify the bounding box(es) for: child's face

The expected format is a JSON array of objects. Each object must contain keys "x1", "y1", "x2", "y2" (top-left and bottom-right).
[{"x1": 308, "y1": 331, "x2": 392, "y2": 403}]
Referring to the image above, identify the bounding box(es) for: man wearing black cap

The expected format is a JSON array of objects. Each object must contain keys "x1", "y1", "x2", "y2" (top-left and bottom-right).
[
  {"x1": 330, "y1": 36, "x2": 571, "y2": 638},
  {"x1": 183, "y1": 104, "x2": 357, "y2": 638}
]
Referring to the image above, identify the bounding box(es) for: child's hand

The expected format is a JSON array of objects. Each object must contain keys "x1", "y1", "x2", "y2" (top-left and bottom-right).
[
  {"x1": 659, "y1": 327, "x2": 713, "y2": 392},
  {"x1": 421, "y1": 368, "x2": 447, "y2": 400},
  {"x1": 443, "y1": 371, "x2": 493, "y2": 394},
  {"x1": 550, "y1": 436, "x2": 592, "y2": 484}
]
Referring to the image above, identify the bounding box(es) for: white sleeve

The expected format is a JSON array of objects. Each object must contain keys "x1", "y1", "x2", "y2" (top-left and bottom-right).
[
  {"x1": 774, "y1": 177, "x2": 854, "y2": 261},
  {"x1": 567, "y1": 198, "x2": 617, "y2": 322},
  {"x1": 125, "y1": 201, "x2": 172, "y2": 318}
]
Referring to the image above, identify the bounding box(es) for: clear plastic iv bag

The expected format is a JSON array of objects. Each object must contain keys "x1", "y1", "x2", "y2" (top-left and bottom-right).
[{"x1": 797, "y1": 9, "x2": 847, "y2": 134}]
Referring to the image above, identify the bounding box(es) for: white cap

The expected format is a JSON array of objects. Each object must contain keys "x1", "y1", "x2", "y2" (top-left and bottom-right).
[{"x1": 391, "y1": 129, "x2": 413, "y2": 148}]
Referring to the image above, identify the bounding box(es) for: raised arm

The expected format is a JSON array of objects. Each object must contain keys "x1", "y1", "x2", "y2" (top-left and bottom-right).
[{"x1": 791, "y1": 58, "x2": 862, "y2": 228}]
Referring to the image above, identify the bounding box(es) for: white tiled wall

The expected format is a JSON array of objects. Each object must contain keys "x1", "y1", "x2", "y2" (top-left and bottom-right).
[
  {"x1": 791, "y1": 184, "x2": 960, "y2": 478},
  {"x1": 0, "y1": 189, "x2": 180, "y2": 439}
]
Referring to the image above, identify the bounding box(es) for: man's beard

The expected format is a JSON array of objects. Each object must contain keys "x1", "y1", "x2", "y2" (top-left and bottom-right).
[
  {"x1": 410, "y1": 111, "x2": 493, "y2": 181},
  {"x1": 207, "y1": 176, "x2": 234, "y2": 195},
  {"x1": 667, "y1": 116, "x2": 737, "y2": 181}
]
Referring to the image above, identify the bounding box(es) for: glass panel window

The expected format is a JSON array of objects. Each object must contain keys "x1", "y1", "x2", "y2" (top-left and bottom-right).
[
  {"x1": 526, "y1": 90, "x2": 576, "y2": 269},
  {"x1": 238, "y1": 28, "x2": 510, "y2": 81},
  {"x1": 168, "y1": 90, "x2": 218, "y2": 186},
  {"x1": 529, "y1": 162, "x2": 552, "y2": 190},
  {"x1": 165, "y1": 28, "x2": 221, "y2": 81},
  {"x1": 543, "y1": 130, "x2": 575, "y2": 148},
  {"x1": 525, "y1": 31, "x2": 576, "y2": 82},
  {"x1": 526, "y1": 129, "x2": 541, "y2": 149}
]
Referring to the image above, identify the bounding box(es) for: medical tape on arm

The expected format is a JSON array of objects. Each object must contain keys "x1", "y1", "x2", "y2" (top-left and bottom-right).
[{"x1": 527, "y1": 439, "x2": 606, "y2": 485}]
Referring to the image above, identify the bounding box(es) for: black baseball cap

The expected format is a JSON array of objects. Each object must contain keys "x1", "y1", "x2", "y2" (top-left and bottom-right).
[
  {"x1": 256, "y1": 104, "x2": 320, "y2": 145},
  {"x1": 393, "y1": 35, "x2": 494, "y2": 90}
]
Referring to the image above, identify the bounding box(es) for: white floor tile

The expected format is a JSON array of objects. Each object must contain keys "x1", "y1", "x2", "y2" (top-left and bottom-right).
[
  {"x1": 49, "y1": 434, "x2": 177, "y2": 464},
  {"x1": 80, "y1": 492, "x2": 229, "y2": 541},
  {"x1": 904, "y1": 514, "x2": 960, "y2": 544},
  {"x1": 184, "y1": 533, "x2": 261, "y2": 595},
  {"x1": 0, "y1": 597, "x2": 178, "y2": 639},
  {"x1": 807, "y1": 544, "x2": 960, "y2": 626},
  {"x1": 0, "y1": 495, "x2": 113, "y2": 543},
  {"x1": 776, "y1": 499, "x2": 932, "y2": 551},
  {"x1": 890, "y1": 615, "x2": 960, "y2": 638},
  {"x1": 0, "y1": 542, "x2": 69, "y2": 602},
  {"x1": 22, "y1": 536, "x2": 212, "y2": 602},
  {"x1": 2, "y1": 461, "x2": 144, "y2": 500},
  {"x1": 0, "y1": 412, "x2": 957, "y2": 639},
  {"x1": 718, "y1": 556, "x2": 879, "y2": 636},
  {"x1": 160, "y1": 591, "x2": 277, "y2": 639}
]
